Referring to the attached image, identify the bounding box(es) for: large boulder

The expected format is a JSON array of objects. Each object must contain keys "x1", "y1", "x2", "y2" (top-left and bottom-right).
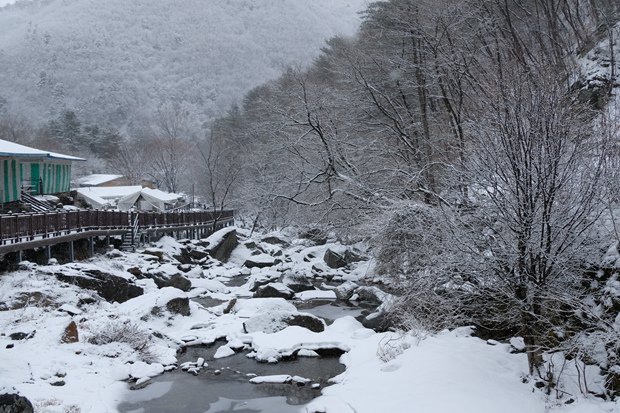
[
  {"x1": 281, "y1": 271, "x2": 315, "y2": 293},
  {"x1": 334, "y1": 281, "x2": 359, "y2": 300},
  {"x1": 142, "y1": 248, "x2": 164, "y2": 261},
  {"x1": 55, "y1": 269, "x2": 143, "y2": 303},
  {"x1": 0, "y1": 393, "x2": 34, "y2": 413},
  {"x1": 299, "y1": 228, "x2": 328, "y2": 245},
  {"x1": 254, "y1": 283, "x2": 295, "y2": 299},
  {"x1": 244, "y1": 254, "x2": 278, "y2": 269},
  {"x1": 166, "y1": 297, "x2": 190, "y2": 316},
  {"x1": 173, "y1": 248, "x2": 193, "y2": 265},
  {"x1": 323, "y1": 249, "x2": 347, "y2": 269},
  {"x1": 243, "y1": 310, "x2": 325, "y2": 333},
  {"x1": 248, "y1": 272, "x2": 281, "y2": 292},
  {"x1": 361, "y1": 311, "x2": 390, "y2": 332},
  {"x1": 260, "y1": 234, "x2": 290, "y2": 247},
  {"x1": 354, "y1": 286, "x2": 389, "y2": 305},
  {"x1": 189, "y1": 248, "x2": 209, "y2": 260},
  {"x1": 119, "y1": 287, "x2": 190, "y2": 317},
  {"x1": 206, "y1": 228, "x2": 238, "y2": 262},
  {"x1": 149, "y1": 272, "x2": 192, "y2": 292},
  {"x1": 146, "y1": 263, "x2": 192, "y2": 292}
]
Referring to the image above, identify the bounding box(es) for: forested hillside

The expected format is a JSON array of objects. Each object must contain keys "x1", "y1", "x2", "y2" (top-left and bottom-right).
[
  {"x1": 206, "y1": 0, "x2": 620, "y2": 396},
  {"x1": 0, "y1": 0, "x2": 365, "y2": 127}
]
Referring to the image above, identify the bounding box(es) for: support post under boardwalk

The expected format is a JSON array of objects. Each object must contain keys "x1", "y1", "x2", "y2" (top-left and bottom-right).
[
  {"x1": 17, "y1": 250, "x2": 22, "y2": 263},
  {"x1": 45, "y1": 245, "x2": 51, "y2": 263},
  {"x1": 69, "y1": 241, "x2": 75, "y2": 262},
  {"x1": 88, "y1": 237, "x2": 94, "y2": 257}
]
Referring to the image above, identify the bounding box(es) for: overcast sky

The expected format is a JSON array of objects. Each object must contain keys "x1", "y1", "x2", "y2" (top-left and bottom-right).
[{"x1": 0, "y1": 0, "x2": 16, "y2": 7}]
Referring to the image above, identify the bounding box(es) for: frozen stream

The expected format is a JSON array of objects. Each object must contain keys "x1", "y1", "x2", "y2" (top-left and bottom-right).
[
  {"x1": 117, "y1": 343, "x2": 344, "y2": 413},
  {"x1": 117, "y1": 297, "x2": 355, "y2": 413}
]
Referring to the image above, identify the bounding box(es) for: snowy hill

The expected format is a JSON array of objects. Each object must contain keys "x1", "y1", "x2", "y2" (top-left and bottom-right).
[{"x1": 0, "y1": 0, "x2": 366, "y2": 126}]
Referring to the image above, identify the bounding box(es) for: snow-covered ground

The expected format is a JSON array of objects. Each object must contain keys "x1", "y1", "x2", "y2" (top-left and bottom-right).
[{"x1": 0, "y1": 227, "x2": 617, "y2": 412}]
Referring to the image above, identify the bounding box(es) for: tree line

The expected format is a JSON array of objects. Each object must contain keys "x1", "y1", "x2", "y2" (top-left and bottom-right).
[{"x1": 206, "y1": 0, "x2": 620, "y2": 398}]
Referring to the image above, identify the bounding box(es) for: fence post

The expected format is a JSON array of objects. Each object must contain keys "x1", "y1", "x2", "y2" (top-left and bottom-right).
[{"x1": 43, "y1": 213, "x2": 48, "y2": 239}]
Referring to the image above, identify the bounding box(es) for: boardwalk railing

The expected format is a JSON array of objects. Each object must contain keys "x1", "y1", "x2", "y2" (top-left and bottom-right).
[{"x1": 0, "y1": 209, "x2": 234, "y2": 246}]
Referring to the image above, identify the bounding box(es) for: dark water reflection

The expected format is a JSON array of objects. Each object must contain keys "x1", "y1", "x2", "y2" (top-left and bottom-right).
[{"x1": 118, "y1": 345, "x2": 344, "y2": 413}]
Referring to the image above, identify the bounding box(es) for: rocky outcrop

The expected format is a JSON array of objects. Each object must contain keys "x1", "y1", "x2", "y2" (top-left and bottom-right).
[
  {"x1": 260, "y1": 235, "x2": 290, "y2": 247},
  {"x1": 149, "y1": 272, "x2": 192, "y2": 292},
  {"x1": 61, "y1": 321, "x2": 79, "y2": 343},
  {"x1": 299, "y1": 228, "x2": 328, "y2": 245},
  {"x1": 354, "y1": 286, "x2": 388, "y2": 305},
  {"x1": 323, "y1": 248, "x2": 365, "y2": 269},
  {"x1": 244, "y1": 254, "x2": 278, "y2": 269},
  {"x1": 253, "y1": 283, "x2": 295, "y2": 299},
  {"x1": 142, "y1": 248, "x2": 164, "y2": 261},
  {"x1": 281, "y1": 272, "x2": 314, "y2": 293},
  {"x1": 207, "y1": 228, "x2": 238, "y2": 262},
  {"x1": 243, "y1": 310, "x2": 325, "y2": 333},
  {"x1": 166, "y1": 297, "x2": 190, "y2": 316},
  {"x1": 0, "y1": 393, "x2": 34, "y2": 413},
  {"x1": 334, "y1": 281, "x2": 359, "y2": 300},
  {"x1": 173, "y1": 248, "x2": 194, "y2": 265},
  {"x1": 55, "y1": 269, "x2": 143, "y2": 303},
  {"x1": 361, "y1": 311, "x2": 390, "y2": 332},
  {"x1": 323, "y1": 249, "x2": 347, "y2": 269}
]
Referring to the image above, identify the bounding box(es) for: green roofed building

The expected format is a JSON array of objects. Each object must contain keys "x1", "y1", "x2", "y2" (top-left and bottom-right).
[{"x1": 0, "y1": 139, "x2": 84, "y2": 203}]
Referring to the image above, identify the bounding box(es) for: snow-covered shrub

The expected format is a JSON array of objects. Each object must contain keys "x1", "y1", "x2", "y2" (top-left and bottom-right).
[
  {"x1": 376, "y1": 332, "x2": 419, "y2": 362},
  {"x1": 87, "y1": 320, "x2": 155, "y2": 362},
  {"x1": 372, "y1": 202, "x2": 447, "y2": 279},
  {"x1": 34, "y1": 398, "x2": 80, "y2": 413},
  {"x1": 370, "y1": 202, "x2": 474, "y2": 332}
]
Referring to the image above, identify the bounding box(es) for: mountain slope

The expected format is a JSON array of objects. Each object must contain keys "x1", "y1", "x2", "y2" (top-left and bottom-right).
[{"x1": 0, "y1": 0, "x2": 366, "y2": 127}]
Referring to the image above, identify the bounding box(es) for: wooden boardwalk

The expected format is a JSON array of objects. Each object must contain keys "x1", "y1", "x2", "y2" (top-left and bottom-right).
[{"x1": 0, "y1": 209, "x2": 234, "y2": 255}]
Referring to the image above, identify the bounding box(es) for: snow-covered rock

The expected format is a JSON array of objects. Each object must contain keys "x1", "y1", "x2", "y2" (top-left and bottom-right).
[{"x1": 243, "y1": 310, "x2": 326, "y2": 333}]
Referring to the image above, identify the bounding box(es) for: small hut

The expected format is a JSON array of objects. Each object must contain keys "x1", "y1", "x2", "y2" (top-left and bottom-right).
[{"x1": 0, "y1": 139, "x2": 84, "y2": 203}]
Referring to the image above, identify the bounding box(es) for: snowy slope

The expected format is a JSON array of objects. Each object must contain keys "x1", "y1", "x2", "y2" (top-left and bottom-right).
[{"x1": 0, "y1": 0, "x2": 367, "y2": 126}]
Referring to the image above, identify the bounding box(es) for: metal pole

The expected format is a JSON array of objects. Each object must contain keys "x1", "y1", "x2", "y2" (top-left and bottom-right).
[{"x1": 69, "y1": 241, "x2": 74, "y2": 262}]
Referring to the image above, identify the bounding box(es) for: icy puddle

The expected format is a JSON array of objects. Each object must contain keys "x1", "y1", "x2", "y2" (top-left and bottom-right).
[{"x1": 117, "y1": 345, "x2": 344, "y2": 413}]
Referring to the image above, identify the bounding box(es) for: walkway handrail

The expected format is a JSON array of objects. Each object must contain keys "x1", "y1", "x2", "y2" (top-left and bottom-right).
[{"x1": 0, "y1": 209, "x2": 234, "y2": 245}]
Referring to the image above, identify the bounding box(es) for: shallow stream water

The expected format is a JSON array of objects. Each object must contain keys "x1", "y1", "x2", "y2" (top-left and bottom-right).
[
  {"x1": 117, "y1": 295, "x2": 357, "y2": 413},
  {"x1": 117, "y1": 345, "x2": 344, "y2": 413}
]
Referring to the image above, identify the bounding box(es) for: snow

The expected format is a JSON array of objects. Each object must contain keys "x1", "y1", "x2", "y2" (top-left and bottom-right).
[
  {"x1": 190, "y1": 278, "x2": 229, "y2": 293},
  {"x1": 0, "y1": 138, "x2": 84, "y2": 161},
  {"x1": 204, "y1": 226, "x2": 237, "y2": 249},
  {"x1": 249, "y1": 374, "x2": 292, "y2": 384},
  {"x1": 76, "y1": 174, "x2": 123, "y2": 186},
  {"x1": 0, "y1": 228, "x2": 617, "y2": 413},
  {"x1": 303, "y1": 330, "x2": 584, "y2": 413},
  {"x1": 76, "y1": 185, "x2": 143, "y2": 199},
  {"x1": 213, "y1": 345, "x2": 236, "y2": 359},
  {"x1": 231, "y1": 298, "x2": 297, "y2": 318},
  {"x1": 296, "y1": 290, "x2": 337, "y2": 300},
  {"x1": 141, "y1": 187, "x2": 182, "y2": 203}
]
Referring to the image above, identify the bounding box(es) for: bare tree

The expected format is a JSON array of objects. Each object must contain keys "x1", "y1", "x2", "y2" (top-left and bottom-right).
[{"x1": 467, "y1": 63, "x2": 608, "y2": 374}]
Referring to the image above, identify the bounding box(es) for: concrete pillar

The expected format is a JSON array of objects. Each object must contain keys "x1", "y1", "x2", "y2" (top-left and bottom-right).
[
  {"x1": 88, "y1": 237, "x2": 94, "y2": 257},
  {"x1": 17, "y1": 250, "x2": 22, "y2": 263},
  {"x1": 69, "y1": 241, "x2": 75, "y2": 262},
  {"x1": 45, "y1": 245, "x2": 51, "y2": 262},
  {"x1": 106, "y1": 235, "x2": 110, "y2": 247}
]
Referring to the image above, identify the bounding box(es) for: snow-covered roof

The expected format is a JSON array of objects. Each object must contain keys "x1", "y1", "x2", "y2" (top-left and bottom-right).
[
  {"x1": 76, "y1": 174, "x2": 124, "y2": 186},
  {"x1": 76, "y1": 185, "x2": 182, "y2": 211},
  {"x1": 76, "y1": 186, "x2": 143, "y2": 200},
  {"x1": 0, "y1": 139, "x2": 85, "y2": 161},
  {"x1": 141, "y1": 187, "x2": 182, "y2": 203}
]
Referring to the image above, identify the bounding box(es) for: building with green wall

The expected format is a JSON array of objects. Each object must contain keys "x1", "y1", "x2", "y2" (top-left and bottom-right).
[{"x1": 0, "y1": 139, "x2": 84, "y2": 203}]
